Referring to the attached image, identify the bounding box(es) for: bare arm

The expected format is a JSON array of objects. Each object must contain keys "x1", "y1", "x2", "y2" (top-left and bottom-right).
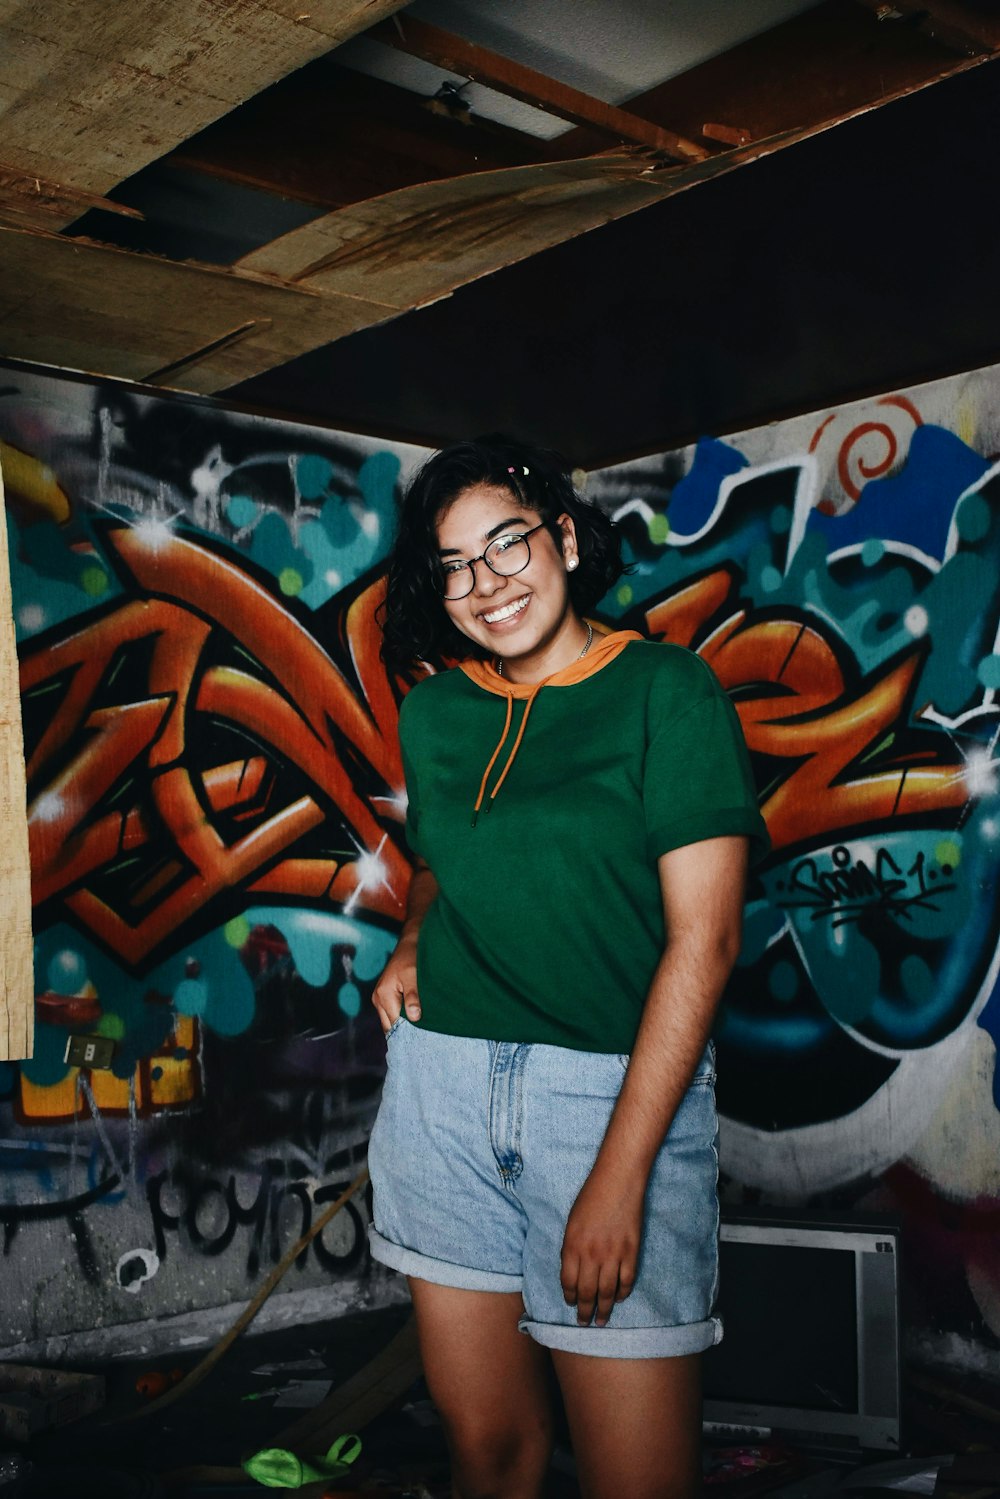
[
  {"x1": 371, "y1": 858, "x2": 438, "y2": 1034},
  {"x1": 560, "y1": 834, "x2": 749, "y2": 1326}
]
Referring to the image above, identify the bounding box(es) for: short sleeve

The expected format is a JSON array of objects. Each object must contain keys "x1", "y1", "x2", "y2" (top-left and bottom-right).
[
  {"x1": 643, "y1": 670, "x2": 769, "y2": 864},
  {"x1": 398, "y1": 696, "x2": 423, "y2": 858}
]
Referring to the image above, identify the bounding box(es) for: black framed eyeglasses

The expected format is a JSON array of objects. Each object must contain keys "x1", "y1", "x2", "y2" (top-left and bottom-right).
[{"x1": 437, "y1": 523, "x2": 547, "y2": 600}]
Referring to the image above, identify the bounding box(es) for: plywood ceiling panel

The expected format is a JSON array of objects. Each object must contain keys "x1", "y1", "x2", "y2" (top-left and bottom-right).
[
  {"x1": 238, "y1": 151, "x2": 674, "y2": 300},
  {"x1": 0, "y1": 226, "x2": 398, "y2": 387},
  {"x1": 0, "y1": 0, "x2": 408, "y2": 222},
  {"x1": 0, "y1": 0, "x2": 996, "y2": 400}
]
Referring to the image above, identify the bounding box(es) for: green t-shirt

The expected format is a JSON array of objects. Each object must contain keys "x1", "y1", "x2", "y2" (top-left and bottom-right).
[{"x1": 399, "y1": 638, "x2": 768, "y2": 1054}]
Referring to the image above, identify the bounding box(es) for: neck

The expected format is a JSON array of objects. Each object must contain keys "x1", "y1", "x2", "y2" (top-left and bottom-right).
[{"x1": 496, "y1": 618, "x2": 592, "y2": 683}]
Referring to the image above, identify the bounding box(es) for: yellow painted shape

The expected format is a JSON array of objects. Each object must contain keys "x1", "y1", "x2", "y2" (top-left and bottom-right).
[
  {"x1": 150, "y1": 1016, "x2": 200, "y2": 1107},
  {"x1": 18, "y1": 1068, "x2": 79, "y2": 1121},
  {"x1": 0, "y1": 440, "x2": 71, "y2": 524},
  {"x1": 90, "y1": 1066, "x2": 135, "y2": 1111}
]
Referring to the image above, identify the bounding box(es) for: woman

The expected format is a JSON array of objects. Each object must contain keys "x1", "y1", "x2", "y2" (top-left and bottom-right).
[{"x1": 369, "y1": 435, "x2": 767, "y2": 1499}]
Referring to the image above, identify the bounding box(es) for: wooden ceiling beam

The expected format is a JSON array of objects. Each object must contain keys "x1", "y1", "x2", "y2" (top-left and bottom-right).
[
  {"x1": 545, "y1": 0, "x2": 997, "y2": 161},
  {"x1": 169, "y1": 62, "x2": 542, "y2": 211},
  {"x1": 366, "y1": 16, "x2": 709, "y2": 163}
]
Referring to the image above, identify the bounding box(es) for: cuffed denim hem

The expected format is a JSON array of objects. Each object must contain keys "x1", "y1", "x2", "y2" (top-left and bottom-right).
[
  {"x1": 368, "y1": 1226, "x2": 524, "y2": 1294},
  {"x1": 519, "y1": 1313, "x2": 723, "y2": 1359}
]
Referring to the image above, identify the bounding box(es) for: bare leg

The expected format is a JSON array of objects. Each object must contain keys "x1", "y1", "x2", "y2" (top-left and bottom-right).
[
  {"x1": 552, "y1": 1349, "x2": 702, "y2": 1499},
  {"x1": 409, "y1": 1278, "x2": 554, "y2": 1499}
]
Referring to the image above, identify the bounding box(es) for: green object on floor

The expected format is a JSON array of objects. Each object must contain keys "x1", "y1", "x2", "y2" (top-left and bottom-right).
[{"x1": 242, "y1": 1432, "x2": 361, "y2": 1488}]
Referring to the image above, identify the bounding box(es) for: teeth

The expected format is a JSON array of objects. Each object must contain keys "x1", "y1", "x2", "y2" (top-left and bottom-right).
[{"x1": 483, "y1": 596, "x2": 529, "y2": 624}]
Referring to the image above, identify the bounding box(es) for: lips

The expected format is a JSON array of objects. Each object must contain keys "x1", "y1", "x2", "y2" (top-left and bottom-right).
[{"x1": 480, "y1": 594, "x2": 530, "y2": 626}]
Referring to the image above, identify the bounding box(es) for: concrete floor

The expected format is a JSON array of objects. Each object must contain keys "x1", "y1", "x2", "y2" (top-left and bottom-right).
[{"x1": 4, "y1": 1306, "x2": 1000, "y2": 1498}]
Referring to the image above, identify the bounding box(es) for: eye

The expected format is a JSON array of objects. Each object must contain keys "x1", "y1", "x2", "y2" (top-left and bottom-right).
[
  {"x1": 440, "y1": 559, "x2": 469, "y2": 576},
  {"x1": 491, "y1": 533, "x2": 524, "y2": 555}
]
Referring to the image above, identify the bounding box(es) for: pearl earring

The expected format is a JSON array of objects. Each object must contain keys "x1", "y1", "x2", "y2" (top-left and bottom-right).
[{"x1": 566, "y1": 557, "x2": 579, "y2": 572}]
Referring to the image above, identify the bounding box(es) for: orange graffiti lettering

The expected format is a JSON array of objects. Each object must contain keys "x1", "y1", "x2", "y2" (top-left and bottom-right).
[
  {"x1": 23, "y1": 528, "x2": 415, "y2": 968},
  {"x1": 644, "y1": 568, "x2": 968, "y2": 855}
]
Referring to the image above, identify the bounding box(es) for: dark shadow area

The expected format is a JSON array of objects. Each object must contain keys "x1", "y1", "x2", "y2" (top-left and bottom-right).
[{"x1": 229, "y1": 61, "x2": 1000, "y2": 466}]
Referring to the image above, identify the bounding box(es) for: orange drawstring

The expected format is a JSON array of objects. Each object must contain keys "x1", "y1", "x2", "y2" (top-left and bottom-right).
[
  {"x1": 487, "y1": 686, "x2": 541, "y2": 803},
  {"x1": 471, "y1": 691, "x2": 514, "y2": 826},
  {"x1": 471, "y1": 685, "x2": 542, "y2": 826}
]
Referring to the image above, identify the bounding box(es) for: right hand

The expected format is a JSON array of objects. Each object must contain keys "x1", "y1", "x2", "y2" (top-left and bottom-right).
[{"x1": 372, "y1": 934, "x2": 421, "y2": 1034}]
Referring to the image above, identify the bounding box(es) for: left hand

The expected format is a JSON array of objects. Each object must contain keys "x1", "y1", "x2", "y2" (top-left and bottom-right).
[{"x1": 560, "y1": 1165, "x2": 644, "y2": 1327}]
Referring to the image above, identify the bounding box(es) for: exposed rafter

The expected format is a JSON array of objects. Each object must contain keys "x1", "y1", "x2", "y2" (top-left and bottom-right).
[
  {"x1": 547, "y1": 0, "x2": 999, "y2": 161},
  {"x1": 366, "y1": 16, "x2": 709, "y2": 163}
]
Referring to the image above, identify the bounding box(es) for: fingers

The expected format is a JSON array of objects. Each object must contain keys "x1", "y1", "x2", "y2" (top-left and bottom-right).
[
  {"x1": 371, "y1": 959, "x2": 421, "y2": 1034},
  {"x1": 401, "y1": 972, "x2": 422, "y2": 1022},
  {"x1": 615, "y1": 1261, "x2": 636, "y2": 1303},
  {"x1": 561, "y1": 1247, "x2": 638, "y2": 1327}
]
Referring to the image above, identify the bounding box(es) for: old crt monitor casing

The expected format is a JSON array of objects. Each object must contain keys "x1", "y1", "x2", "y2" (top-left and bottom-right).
[{"x1": 703, "y1": 1209, "x2": 901, "y2": 1452}]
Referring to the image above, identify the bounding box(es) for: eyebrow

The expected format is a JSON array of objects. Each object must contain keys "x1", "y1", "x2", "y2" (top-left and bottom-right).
[{"x1": 438, "y1": 516, "x2": 531, "y2": 556}]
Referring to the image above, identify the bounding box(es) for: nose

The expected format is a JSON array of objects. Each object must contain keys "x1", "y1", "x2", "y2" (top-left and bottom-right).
[{"x1": 470, "y1": 558, "x2": 505, "y2": 597}]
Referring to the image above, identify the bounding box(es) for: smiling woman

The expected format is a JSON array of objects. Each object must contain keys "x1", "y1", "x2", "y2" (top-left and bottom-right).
[
  {"x1": 379, "y1": 435, "x2": 621, "y2": 673},
  {"x1": 369, "y1": 434, "x2": 767, "y2": 1499},
  {"x1": 437, "y1": 487, "x2": 587, "y2": 680}
]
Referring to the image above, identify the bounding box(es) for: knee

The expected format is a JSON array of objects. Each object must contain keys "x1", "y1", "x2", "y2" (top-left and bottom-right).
[{"x1": 444, "y1": 1411, "x2": 552, "y2": 1499}]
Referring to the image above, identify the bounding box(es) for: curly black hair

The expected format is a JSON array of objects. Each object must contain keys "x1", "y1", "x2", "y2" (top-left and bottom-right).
[{"x1": 380, "y1": 433, "x2": 624, "y2": 670}]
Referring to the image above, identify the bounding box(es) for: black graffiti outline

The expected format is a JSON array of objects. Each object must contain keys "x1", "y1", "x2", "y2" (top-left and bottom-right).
[{"x1": 779, "y1": 845, "x2": 957, "y2": 929}]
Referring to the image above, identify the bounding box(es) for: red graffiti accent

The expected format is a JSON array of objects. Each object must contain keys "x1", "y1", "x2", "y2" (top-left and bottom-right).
[
  {"x1": 811, "y1": 395, "x2": 923, "y2": 507},
  {"x1": 878, "y1": 393, "x2": 923, "y2": 428},
  {"x1": 837, "y1": 421, "x2": 898, "y2": 502},
  {"x1": 809, "y1": 413, "x2": 837, "y2": 453},
  {"x1": 22, "y1": 528, "x2": 414, "y2": 969},
  {"x1": 35, "y1": 991, "x2": 101, "y2": 1027},
  {"x1": 645, "y1": 571, "x2": 967, "y2": 855},
  {"x1": 700, "y1": 612, "x2": 847, "y2": 723}
]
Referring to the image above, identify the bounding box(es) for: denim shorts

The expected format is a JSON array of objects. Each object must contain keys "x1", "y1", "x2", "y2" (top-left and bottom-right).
[{"x1": 367, "y1": 1020, "x2": 721, "y2": 1359}]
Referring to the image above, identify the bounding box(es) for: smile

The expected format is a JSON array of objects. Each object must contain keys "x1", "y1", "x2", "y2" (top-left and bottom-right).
[{"x1": 481, "y1": 595, "x2": 529, "y2": 625}]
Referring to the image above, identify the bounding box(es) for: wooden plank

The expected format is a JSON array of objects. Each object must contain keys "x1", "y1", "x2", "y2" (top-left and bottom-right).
[
  {"x1": 0, "y1": 0, "x2": 410, "y2": 228},
  {"x1": 237, "y1": 150, "x2": 676, "y2": 301},
  {"x1": 368, "y1": 15, "x2": 708, "y2": 163},
  {"x1": 0, "y1": 226, "x2": 399, "y2": 390},
  {"x1": 274, "y1": 1317, "x2": 421, "y2": 1449},
  {"x1": 0, "y1": 452, "x2": 33, "y2": 1062},
  {"x1": 0, "y1": 163, "x2": 145, "y2": 231}
]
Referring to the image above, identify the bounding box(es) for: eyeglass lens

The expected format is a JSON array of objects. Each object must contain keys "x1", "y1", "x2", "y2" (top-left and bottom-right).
[{"x1": 442, "y1": 534, "x2": 532, "y2": 599}]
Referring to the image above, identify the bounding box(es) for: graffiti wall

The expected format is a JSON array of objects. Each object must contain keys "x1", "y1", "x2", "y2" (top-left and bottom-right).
[
  {"x1": 0, "y1": 364, "x2": 429, "y2": 1347},
  {"x1": 2, "y1": 358, "x2": 999, "y2": 1371},
  {"x1": 590, "y1": 373, "x2": 1000, "y2": 1372}
]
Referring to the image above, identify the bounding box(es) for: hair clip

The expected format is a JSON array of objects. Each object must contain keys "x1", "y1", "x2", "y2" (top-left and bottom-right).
[{"x1": 507, "y1": 465, "x2": 529, "y2": 476}]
